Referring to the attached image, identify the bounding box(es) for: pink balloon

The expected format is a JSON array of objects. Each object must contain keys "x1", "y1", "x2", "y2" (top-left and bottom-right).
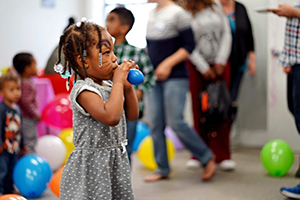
[{"x1": 42, "y1": 93, "x2": 72, "y2": 129}]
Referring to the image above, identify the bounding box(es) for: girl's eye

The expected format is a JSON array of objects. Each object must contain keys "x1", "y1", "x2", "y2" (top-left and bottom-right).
[{"x1": 104, "y1": 51, "x2": 110, "y2": 55}]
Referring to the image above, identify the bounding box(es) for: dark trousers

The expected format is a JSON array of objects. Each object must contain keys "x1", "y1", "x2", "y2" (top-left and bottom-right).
[
  {"x1": 186, "y1": 60, "x2": 231, "y2": 163},
  {"x1": 288, "y1": 64, "x2": 300, "y2": 133},
  {"x1": 230, "y1": 71, "x2": 244, "y2": 102},
  {"x1": 0, "y1": 151, "x2": 17, "y2": 194}
]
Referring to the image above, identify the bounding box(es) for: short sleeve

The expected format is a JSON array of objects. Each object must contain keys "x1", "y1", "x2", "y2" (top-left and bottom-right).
[{"x1": 72, "y1": 84, "x2": 103, "y2": 116}]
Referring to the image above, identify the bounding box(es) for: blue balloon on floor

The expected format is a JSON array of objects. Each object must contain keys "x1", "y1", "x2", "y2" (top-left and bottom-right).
[
  {"x1": 132, "y1": 121, "x2": 150, "y2": 151},
  {"x1": 13, "y1": 154, "x2": 52, "y2": 198}
]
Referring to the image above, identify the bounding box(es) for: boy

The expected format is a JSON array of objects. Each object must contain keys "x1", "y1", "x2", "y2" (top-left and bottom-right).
[
  {"x1": 0, "y1": 74, "x2": 27, "y2": 196},
  {"x1": 106, "y1": 6, "x2": 155, "y2": 163},
  {"x1": 13, "y1": 53, "x2": 41, "y2": 153},
  {"x1": 269, "y1": 3, "x2": 300, "y2": 199}
]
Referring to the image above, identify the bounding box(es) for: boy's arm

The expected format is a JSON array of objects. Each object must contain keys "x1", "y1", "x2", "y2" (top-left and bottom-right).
[
  {"x1": 17, "y1": 107, "x2": 25, "y2": 149},
  {"x1": 136, "y1": 49, "x2": 156, "y2": 97},
  {"x1": 20, "y1": 82, "x2": 40, "y2": 120},
  {"x1": 0, "y1": 106, "x2": 3, "y2": 152},
  {"x1": 268, "y1": 4, "x2": 300, "y2": 18}
]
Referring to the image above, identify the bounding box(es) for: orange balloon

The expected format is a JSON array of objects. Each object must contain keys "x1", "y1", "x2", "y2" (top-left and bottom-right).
[
  {"x1": 48, "y1": 166, "x2": 64, "y2": 197},
  {"x1": 0, "y1": 194, "x2": 27, "y2": 200}
]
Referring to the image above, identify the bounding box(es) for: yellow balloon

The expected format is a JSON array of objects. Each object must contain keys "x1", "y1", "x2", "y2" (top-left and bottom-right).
[
  {"x1": 137, "y1": 136, "x2": 175, "y2": 170},
  {"x1": 58, "y1": 128, "x2": 74, "y2": 164}
]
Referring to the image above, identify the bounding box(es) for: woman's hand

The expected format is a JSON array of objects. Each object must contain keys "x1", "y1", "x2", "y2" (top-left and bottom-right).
[
  {"x1": 213, "y1": 63, "x2": 225, "y2": 77},
  {"x1": 155, "y1": 60, "x2": 172, "y2": 81},
  {"x1": 203, "y1": 68, "x2": 216, "y2": 80}
]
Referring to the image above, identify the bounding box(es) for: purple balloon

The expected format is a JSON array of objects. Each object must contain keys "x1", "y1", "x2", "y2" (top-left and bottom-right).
[{"x1": 164, "y1": 126, "x2": 184, "y2": 151}]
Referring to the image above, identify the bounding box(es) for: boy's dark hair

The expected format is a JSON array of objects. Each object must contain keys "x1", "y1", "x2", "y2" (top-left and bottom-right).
[
  {"x1": 110, "y1": 6, "x2": 135, "y2": 33},
  {"x1": 57, "y1": 21, "x2": 104, "y2": 80},
  {"x1": 13, "y1": 53, "x2": 34, "y2": 75},
  {"x1": 0, "y1": 73, "x2": 19, "y2": 91}
]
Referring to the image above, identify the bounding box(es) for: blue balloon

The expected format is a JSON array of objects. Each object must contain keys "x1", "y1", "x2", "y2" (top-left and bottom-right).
[
  {"x1": 132, "y1": 121, "x2": 150, "y2": 151},
  {"x1": 13, "y1": 154, "x2": 52, "y2": 198},
  {"x1": 127, "y1": 69, "x2": 144, "y2": 85}
]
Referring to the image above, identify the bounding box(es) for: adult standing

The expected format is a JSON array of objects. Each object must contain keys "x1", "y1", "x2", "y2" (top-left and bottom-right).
[
  {"x1": 220, "y1": 0, "x2": 256, "y2": 102},
  {"x1": 176, "y1": 0, "x2": 234, "y2": 170},
  {"x1": 145, "y1": 0, "x2": 216, "y2": 182},
  {"x1": 268, "y1": 3, "x2": 300, "y2": 199},
  {"x1": 220, "y1": 0, "x2": 256, "y2": 170}
]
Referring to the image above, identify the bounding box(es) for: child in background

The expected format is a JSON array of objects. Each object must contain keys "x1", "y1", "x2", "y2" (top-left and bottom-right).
[
  {"x1": 13, "y1": 53, "x2": 41, "y2": 153},
  {"x1": 106, "y1": 6, "x2": 155, "y2": 164},
  {"x1": 0, "y1": 74, "x2": 27, "y2": 196},
  {"x1": 57, "y1": 19, "x2": 138, "y2": 199}
]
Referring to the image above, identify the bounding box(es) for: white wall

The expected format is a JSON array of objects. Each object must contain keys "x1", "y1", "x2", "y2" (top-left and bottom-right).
[{"x1": 0, "y1": 0, "x2": 84, "y2": 69}]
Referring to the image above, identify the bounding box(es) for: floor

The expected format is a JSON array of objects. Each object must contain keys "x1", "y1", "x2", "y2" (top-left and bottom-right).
[{"x1": 30, "y1": 147, "x2": 299, "y2": 200}]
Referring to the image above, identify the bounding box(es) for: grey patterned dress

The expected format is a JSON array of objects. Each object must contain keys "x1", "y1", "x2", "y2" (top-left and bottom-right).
[{"x1": 60, "y1": 78, "x2": 135, "y2": 200}]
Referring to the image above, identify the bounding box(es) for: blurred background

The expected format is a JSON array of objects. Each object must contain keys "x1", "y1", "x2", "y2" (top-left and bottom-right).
[{"x1": 0, "y1": 0, "x2": 299, "y2": 152}]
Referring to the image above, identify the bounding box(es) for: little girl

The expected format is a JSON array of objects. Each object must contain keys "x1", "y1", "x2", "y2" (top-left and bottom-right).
[{"x1": 56, "y1": 18, "x2": 138, "y2": 200}]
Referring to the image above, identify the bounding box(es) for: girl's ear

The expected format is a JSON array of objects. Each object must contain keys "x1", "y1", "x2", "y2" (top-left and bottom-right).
[
  {"x1": 76, "y1": 55, "x2": 83, "y2": 67},
  {"x1": 76, "y1": 55, "x2": 89, "y2": 68}
]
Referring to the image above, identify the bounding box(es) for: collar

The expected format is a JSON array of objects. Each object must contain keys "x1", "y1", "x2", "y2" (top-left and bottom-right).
[{"x1": 114, "y1": 39, "x2": 129, "y2": 49}]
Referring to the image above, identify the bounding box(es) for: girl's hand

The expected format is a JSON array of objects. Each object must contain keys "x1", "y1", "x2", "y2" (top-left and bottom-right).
[{"x1": 113, "y1": 60, "x2": 134, "y2": 85}]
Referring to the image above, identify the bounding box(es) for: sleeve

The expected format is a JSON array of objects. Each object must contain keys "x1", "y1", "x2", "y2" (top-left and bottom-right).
[
  {"x1": 19, "y1": 82, "x2": 40, "y2": 119},
  {"x1": 214, "y1": 2, "x2": 232, "y2": 65},
  {"x1": 16, "y1": 106, "x2": 24, "y2": 149},
  {"x1": 176, "y1": 8, "x2": 196, "y2": 53},
  {"x1": 0, "y1": 106, "x2": 4, "y2": 147},
  {"x1": 189, "y1": 49, "x2": 211, "y2": 74},
  {"x1": 136, "y1": 48, "x2": 156, "y2": 94},
  {"x1": 244, "y1": 5, "x2": 255, "y2": 53},
  {"x1": 72, "y1": 84, "x2": 103, "y2": 116},
  {"x1": 188, "y1": 12, "x2": 211, "y2": 74}
]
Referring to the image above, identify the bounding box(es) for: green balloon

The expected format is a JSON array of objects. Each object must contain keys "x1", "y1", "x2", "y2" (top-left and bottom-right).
[{"x1": 260, "y1": 139, "x2": 294, "y2": 177}]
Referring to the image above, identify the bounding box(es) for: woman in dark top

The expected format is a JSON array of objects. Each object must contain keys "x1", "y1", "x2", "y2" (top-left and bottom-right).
[
  {"x1": 221, "y1": 0, "x2": 256, "y2": 101},
  {"x1": 219, "y1": 0, "x2": 256, "y2": 170}
]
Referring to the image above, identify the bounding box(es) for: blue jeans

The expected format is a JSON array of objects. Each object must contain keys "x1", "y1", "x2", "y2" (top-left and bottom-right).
[
  {"x1": 292, "y1": 65, "x2": 300, "y2": 133},
  {"x1": 126, "y1": 120, "x2": 138, "y2": 164},
  {"x1": 0, "y1": 151, "x2": 17, "y2": 194},
  {"x1": 147, "y1": 78, "x2": 213, "y2": 176}
]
